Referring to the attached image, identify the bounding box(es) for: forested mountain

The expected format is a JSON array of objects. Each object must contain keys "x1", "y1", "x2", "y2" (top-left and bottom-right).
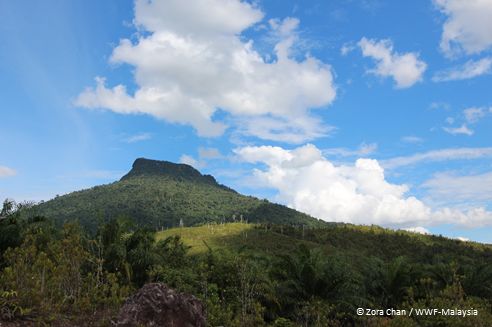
[
  {"x1": 2, "y1": 159, "x2": 491, "y2": 326},
  {"x1": 27, "y1": 158, "x2": 323, "y2": 232}
]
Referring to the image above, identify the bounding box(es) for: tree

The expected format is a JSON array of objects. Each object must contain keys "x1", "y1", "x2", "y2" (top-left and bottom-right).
[
  {"x1": 377, "y1": 257, "x2": 413, "y2": 309},
  {"x1": 98, "y1": 219, "x2": 128, "y2": 277},
  {"x1": 462, "y1": 262, "x2": 492, "y2": 300},
  {"x1": 126, "y1": 229, "x2": 157, "y2": 286},
  {"x1": 0, "y1": 199, "x2": 16, "y2": 218},
  {"x1": 272, "y1": 245, "x2": 361, "y2": 325}
]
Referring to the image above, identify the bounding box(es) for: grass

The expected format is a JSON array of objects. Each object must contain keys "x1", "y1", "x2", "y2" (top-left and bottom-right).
[
  {"x1": 156, "y1": 222, "x2": 492, "y2": 267},
  {"x1": 156, "y1": 222, "x2": 254, "y2": 254},
  {"x1": 156, "y1": 222, "x2": 321, "y2": 255}
]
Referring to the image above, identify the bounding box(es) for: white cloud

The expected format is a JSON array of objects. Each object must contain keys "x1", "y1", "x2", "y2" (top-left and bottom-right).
[
  {"x1": 456, "y1": 236, "x2": 469, "y2": 242},
  {"x1": 124, "y1": 132, "x2": 152, "y2": 143},
  {"x1": 134, "y1": 0, "x2": 263, "y2": 37},
  {"x1": 423, "y1": 171, "x2": 492, "y2": 203},
  {"x1": 433, "y1": 57, "x2": 492, "y2": 81},
  {"x1": 403, "y1": 226, "x2": 430, "y2": 235},
  {"x1": 401, "y1": 136, "x2": 424, "y2": 144},
  {"x1": 180, "y1": 147, "x2": 224, "y2": 169},
  {"x1": 463, "y1": 107, "x2": 487, "y2": 123},
  {"x1": 382, "y1": 147, "x2": 492, "y2": 169},
  {"x1": 429, "y1": 102, "x2": 451, "y2": 110},
  {"x1": 0, "y1": 166, "x2": 16, "y2": 178},
  {"x1": 233, "y1": 114, "x2": 334, "y2": 144},
  {"x1": 358, "y1": 37, "x2": 427, "y2": 88},
  {"x1": 434, "y1": 0, "x2": 492, "y2": 56},
  {"x1": 442, "y1": 124, "x2": 474, "y2": 136},
  {"x1": 323, "y1": 142, "x2": 378, "y2": 157},
  {"x1": 439, "y1": 107, "x2": 489, "y2": 136},
  {"x1": 234, "y1": 144, "x2": 492, "y2": 228},
  {"x1": 75, "y1": 0, "x2": 336, "y2": 143},
  {"x1": 340, "y1": 42, "x2": 356, "y2": 56},
  {"x1": 179, "y1": 154, "x2": 204, "y2": 169},
  {"x1": 445, "y1": 117, "x2": 455, "y2": 124}
]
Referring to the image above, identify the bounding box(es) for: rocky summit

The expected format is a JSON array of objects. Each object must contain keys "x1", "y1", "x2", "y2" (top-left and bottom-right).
[{"x1": 120, "y1": 158, "x2": 221, "y2": 187}]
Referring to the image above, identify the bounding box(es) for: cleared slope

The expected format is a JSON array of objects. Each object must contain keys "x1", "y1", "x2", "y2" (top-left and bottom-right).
[{"x1": 157, "y1": 222, "x2": 492, "y2": 264}]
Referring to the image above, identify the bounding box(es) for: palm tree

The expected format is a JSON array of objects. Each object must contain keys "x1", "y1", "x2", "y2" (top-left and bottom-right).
[
  {"x1": 272, "y1": 245, "x2": 362, "y2": 325},
  {"x1": 379, "y1": 256, "x2": 413, "y2": 308}
]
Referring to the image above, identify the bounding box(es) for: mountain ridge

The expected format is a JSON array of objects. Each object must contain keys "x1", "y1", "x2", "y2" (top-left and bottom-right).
[{"x1": 27, "y1": 158, "x2": 323, "y2": 231}]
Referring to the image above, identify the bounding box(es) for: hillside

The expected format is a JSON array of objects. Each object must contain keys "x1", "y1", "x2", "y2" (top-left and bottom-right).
[
  {"x1": 152, "y1": 223, "x2": 492, "y2": 325},
  {"x1": 157, "y1": 222, "x2": 492, "y2": 263},
  {"x1": 3, "y1": 203, "x2": 492, "y2": 325},
  {"x1": 27, "y1": 158, "x2": 323, "y2": 231}
]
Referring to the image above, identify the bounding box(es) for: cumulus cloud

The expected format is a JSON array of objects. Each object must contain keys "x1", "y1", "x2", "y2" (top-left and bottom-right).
[
  {"x1": 434, "y1": 0, "x2": 492, "y2": 56},
  {"x1": 358, "y1": 37, "x2": 427, "y2": 88},
  {"x1": 433, "y1": 57, "x2": 492, "y2": 81},
  {"x1": 381, "y1": 147, "x2": 492, "y2": 169},
  {"x1": 0, "y1": 166, "x2": 16, "y2": 178},
  {"x1": 75, "y1": 0, "x2": 336, "y2": 143},
  {"x1": 234, "y1": 144, "x2": 492, "y2": 227}
]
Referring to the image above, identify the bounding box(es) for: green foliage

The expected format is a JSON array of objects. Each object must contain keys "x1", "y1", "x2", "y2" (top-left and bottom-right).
[
  {"x1": 462, "y1": 262, "x2": 492, "y2": 300},
  {"x1": 2, "y1": 178, "x2": 492, "y2": 326},
  {"x1": 378, "y1": 257, "x2": 414, "y2": 309},
  {"x1": 25, "y1": 159, "x2": 323, "y2": 232},
  {"x1": 155, "y1": 223, "x2": 492, "y2": 326},
  {"x1": 411, "y1": 280, "x2": 492, "y2": 326},
  {"x1": 0, "y1": 290, "x2": 27, "y2": 321},
  {"x1": 0, "y1": 199, "x2": 36, "y2": 267},
  {"x1": 0, "y1": 220, "x2": 132, "y2": 323},
  {"x1": 125, "y1": 228, "x2": 157, "y2": 287}
]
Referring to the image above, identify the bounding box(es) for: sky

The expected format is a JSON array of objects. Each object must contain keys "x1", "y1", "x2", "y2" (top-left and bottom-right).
[{"x1": 1, "y1": 0, "x2": 491, "y2": 243}]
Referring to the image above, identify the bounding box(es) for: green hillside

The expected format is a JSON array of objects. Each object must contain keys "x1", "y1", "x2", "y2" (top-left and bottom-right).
[
  {"x1": 157, "y1": 222, "x2": 492, "y2": 267},
  {"x1": 27, "y1": 158, "x2": 323, "y2": 232},
  {"x1": 153, "y1": 223, "x2": 492, "y2": 325},
  {"x1": 2, "y1": 198, "x2": 492, "y2": 325}
]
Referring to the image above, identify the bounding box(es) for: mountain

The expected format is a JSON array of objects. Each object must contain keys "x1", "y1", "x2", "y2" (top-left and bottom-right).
[
  {"x1": 28, "y1": 158, "x2": 323, "y2": 231},
  {"x1": 6, "y1": 159, "x2": 492, "y2": 326}
]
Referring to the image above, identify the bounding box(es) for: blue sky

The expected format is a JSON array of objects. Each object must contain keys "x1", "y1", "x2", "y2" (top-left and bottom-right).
[{"x1": 1, "y1": 0, "x2": 491, "y2": 242}]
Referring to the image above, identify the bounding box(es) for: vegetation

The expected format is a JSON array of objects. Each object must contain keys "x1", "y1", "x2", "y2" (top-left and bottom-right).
[
  {"x1": 1, "y1": 160, "x2": 491, "y2": 325},
  {"x1": 26, "y1": 158, "x2": 323, "y2": 232},
  {"x1": 2, "y1": 199, "x2": 492, "y2": 326}
]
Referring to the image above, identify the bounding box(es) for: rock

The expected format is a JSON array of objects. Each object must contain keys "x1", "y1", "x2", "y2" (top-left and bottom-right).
[{"x1": 114, "y1": 283, "x2": 206, "y2": 327}]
